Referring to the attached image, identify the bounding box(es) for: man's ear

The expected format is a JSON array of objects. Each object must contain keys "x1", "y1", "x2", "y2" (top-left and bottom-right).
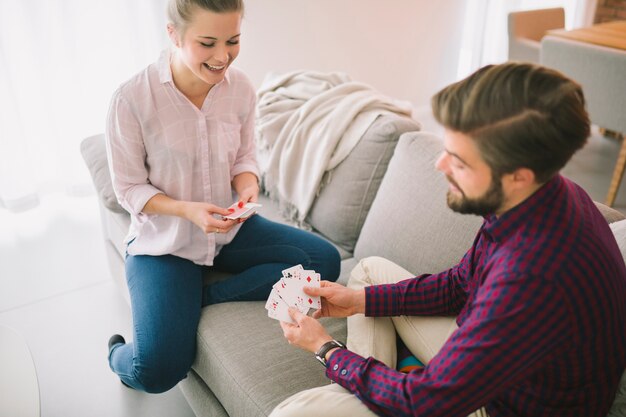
[
  {"x1": 167, "y1": 23, "x2": 180, "y2": 47},
  {"x1": 508, "y1": 167, "x2": 536, "y2": 191}
]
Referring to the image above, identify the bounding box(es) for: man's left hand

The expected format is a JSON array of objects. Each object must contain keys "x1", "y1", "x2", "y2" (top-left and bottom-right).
[{"x1": 280, "y1": 308, "x2": 333, "y2": 354}]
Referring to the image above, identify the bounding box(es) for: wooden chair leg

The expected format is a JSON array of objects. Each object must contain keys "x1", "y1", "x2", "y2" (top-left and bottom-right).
[{"x1": 606, "y1": 136, "x2": 626, "y2": 207}]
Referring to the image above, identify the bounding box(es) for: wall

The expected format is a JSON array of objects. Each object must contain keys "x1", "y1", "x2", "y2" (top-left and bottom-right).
[
  {"x1": 595, "y1": 0, "x2": 626, "y2": 22},
  {"x1": 235, "y1": 1, "x2": 467, "y2": 107}
]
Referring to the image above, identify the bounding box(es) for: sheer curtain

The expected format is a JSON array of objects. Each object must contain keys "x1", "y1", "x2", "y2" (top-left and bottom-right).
[
  {"x1": 0, "y1": 0, "x2": 168, "y2": 211},
  {"x1": 457, "y1": 0, "x2": 596, "y2": 79}
]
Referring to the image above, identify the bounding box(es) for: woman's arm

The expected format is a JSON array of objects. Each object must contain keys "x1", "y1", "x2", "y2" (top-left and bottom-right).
[{"x1": 143, "y1": 193, "x2": 238, "y2": 234}]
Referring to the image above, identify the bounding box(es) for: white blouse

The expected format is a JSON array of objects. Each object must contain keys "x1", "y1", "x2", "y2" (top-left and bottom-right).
[{"x1": 105, "y1": 50, "x2": 259, "y2": 265}]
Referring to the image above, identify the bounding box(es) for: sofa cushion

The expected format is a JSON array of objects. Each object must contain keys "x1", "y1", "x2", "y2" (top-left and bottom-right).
[
  {"x1": 354, "y1": 131, "x2": 484, "y2": 276},
  {"x1": 306, "y1": 114, "x2": 420, "y2": 253},
  {"x1": 192, "y1": 302, "x2": 346, "y2": 417},
  {"x1": 610, "y1": 219, "x2": 626, "y2": 260},
  {"x1": 80, "y1": 134, "x2": 126, "y2": 214},
  {"x1": 596, "y1": 202, "x2": 626, "y2": 224},
  {"x1": 608, "y1": 220, "x2": 626, "y2": 416}
]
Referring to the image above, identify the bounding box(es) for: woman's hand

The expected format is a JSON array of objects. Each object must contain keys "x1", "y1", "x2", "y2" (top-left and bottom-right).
[
  {"x1": 303, "y1": 281, "x2": 366, "y2": 319},
  {"x1": 183, "y1": 201, "x2": 239, "y2": 234},
  {"x1": 232, "y1": 172, "x2": 260, "y2": 223}
]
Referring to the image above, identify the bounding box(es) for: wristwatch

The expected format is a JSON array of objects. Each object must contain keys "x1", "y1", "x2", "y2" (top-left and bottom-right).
[{"x1": 314, "y1": 340, "x2": 346, "y2": 367}]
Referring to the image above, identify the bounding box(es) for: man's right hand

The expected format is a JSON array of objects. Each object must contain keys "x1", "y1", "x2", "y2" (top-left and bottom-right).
[{"x1": 304, "y1": 281, "x2": 366, "y2": 319}]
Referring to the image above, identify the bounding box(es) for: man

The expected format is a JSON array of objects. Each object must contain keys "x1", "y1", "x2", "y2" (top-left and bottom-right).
[{"x1": 270, "y1": 63, "x2": 626, "y2": 417}]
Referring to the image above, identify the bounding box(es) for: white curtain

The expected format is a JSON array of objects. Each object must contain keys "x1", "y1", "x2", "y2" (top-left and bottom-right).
[
  {"x1": 0, "y1": 0, "x2": 169, "y2": 211},
  {"x1": 456, "y1": 0, "x2": 596, "y2": 79}
]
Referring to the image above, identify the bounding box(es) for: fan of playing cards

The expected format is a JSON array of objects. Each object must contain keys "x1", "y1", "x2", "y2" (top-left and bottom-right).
[{"x1": 266, "y1": 265, "x2": 321, "y2": 324}]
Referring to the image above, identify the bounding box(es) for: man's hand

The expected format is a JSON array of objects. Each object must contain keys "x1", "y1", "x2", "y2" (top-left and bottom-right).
[
  {"x1": 280, "y1": 308, "x2": 333, "y2": 354},
  {"x1": 303, "y1": 281, "x2": 366, "y2": 319}
]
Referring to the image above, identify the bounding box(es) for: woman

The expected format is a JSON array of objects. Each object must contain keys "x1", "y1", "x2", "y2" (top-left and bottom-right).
[{"x1": 105, "y1": 0, "x2": 340, "y2": 393}]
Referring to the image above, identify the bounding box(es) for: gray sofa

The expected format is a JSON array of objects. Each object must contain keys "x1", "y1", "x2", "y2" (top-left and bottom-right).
[{"x1": 81, "y1": 117, "x2": 626, "y2": 416}]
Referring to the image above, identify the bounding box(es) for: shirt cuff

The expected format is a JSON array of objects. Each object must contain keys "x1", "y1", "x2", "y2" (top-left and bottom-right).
[
  {"x1": 120, "y1": 185, "x2": 163, "y2": 223},
  {"x1": 325, "y1": 349, "x2": 364, "y2": 389}
]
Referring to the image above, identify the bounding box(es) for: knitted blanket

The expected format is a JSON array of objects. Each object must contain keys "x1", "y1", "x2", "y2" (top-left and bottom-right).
[{"x1": 256, "y1": 70, "x2": 413, "y2": 225}]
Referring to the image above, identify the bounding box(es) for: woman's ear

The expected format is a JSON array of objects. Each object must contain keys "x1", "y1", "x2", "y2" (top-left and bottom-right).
[{"x1": 167, "y1": 23, "x2": 180, "y2": 47}]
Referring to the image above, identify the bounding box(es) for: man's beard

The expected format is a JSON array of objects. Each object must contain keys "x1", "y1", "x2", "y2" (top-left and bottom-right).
[{"x1": 445, "y1": 175, "x2": 504, "y2": 216}]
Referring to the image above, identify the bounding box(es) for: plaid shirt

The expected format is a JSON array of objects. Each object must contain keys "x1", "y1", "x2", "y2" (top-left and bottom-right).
[{"x1": 327, "y1": 175, "x2": 626, "y2": 417}]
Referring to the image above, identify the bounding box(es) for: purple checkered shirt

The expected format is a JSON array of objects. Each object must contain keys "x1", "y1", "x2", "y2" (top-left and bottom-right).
[{"x1": 326, "y1": 175, "x2": 626, "y2": 417}]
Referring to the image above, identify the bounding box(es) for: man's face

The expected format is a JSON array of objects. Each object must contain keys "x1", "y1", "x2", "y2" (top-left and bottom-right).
[{"x1": 435, "y1": 130, "x2": 505, "y2": 216}]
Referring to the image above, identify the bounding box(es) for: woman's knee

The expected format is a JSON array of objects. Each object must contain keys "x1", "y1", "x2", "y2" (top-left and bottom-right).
[
  {"x1": 312, "y1": 238, "x2": 341, "y2": 282},
  {"x1": 132, "y1": 358, "x2": 193, "y2": 393},
  {"x1": 131, "y1": 336, "x2": 196, "y2": 393}
]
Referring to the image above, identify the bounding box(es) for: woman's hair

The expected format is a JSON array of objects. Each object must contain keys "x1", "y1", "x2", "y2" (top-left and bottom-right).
[
  {"x1": 167, "y1": 0, "x2": 244, "y2": 33},
  {"x1": 431, "y1": 62, "x2": 590, "y2": 183}
]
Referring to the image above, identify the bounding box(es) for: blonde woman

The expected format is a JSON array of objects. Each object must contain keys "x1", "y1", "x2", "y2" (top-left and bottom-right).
[{"x1": 105, "y1": 0, "x2": 340, "y2": 393}]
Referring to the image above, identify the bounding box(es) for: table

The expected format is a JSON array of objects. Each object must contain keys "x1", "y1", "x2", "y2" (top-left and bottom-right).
[
  {"x1": 541, "y1": 21, "x2": 626, "y2": 207},
  {"x1": 0, "y1": 325, "x2": 40, "y2": 417}
]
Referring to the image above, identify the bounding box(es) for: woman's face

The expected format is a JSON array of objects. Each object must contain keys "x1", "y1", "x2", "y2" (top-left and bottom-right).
[{"x1": 172, "y1": 8, "x2": 241, "y2": 86}]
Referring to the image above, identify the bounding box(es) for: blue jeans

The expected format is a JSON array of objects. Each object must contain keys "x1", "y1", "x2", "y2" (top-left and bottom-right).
[{"x1": 108, "y1": 215, "x2": 340, "y2": 393}]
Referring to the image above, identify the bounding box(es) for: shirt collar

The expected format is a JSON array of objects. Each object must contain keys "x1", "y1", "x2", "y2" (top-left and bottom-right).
[
  {"x1": 482, "y1": 174, "x2": 564, "y2": 242},
  {"x1": 158, "y1": 48, "x2": 230, "y2": 86}
]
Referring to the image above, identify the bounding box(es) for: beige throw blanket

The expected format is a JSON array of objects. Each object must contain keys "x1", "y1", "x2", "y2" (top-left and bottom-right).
[{"x1": 256, "y1": 70, "x2": 413, "y2": 225}]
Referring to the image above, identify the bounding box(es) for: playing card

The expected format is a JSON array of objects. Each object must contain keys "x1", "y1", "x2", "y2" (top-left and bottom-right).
[
  {"x1": 265, "y1": 288, "x2": 281, "y2": 310},
  {"x1": 266, "y1": 290, "x2": 295, "y2": 323},
  {"x1": 223, "y1": 202, "x2": 262, "y2": 220},
  {"x1": 275, "y1": 272, "x2": 321, "y2": 312},
  {"x1": 297, "y1": 270, "x2": 322, "y2": 310},
  {"x1": 281, "y1": 264, "x2": 303, "y2": 279}
]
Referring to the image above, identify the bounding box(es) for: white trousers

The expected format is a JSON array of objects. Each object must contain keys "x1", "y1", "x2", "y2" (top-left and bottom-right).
[{"x1": 270, "y1": 256, "x2": 489, "y2": 417}]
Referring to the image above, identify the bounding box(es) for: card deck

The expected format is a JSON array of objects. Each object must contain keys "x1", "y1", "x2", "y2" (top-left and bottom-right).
[{"x1": 223, "y1": 202, "x2": 262, "y2": 220}]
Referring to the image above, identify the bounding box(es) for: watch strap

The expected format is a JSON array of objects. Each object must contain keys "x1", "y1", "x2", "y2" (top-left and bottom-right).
[{"x1": 315, "y1": 340, "x2": 346, "y2": 367}]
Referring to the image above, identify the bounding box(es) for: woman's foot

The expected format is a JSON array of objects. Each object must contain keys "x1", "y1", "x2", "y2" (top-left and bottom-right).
[
  {"x1": 108, "y1": 334, "x2": 132, "y2": 388},
  {"x1": 108, "y1": 334, "x2": 126, "y2": 353}
]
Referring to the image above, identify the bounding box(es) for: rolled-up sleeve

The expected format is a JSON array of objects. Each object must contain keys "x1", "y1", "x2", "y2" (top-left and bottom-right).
[
  {"x1": 230, "y1": 90, "x2": 260, "y2": 181},
  {"x1": 105, "y1": 90, "x2": 163, "y2": 221}
]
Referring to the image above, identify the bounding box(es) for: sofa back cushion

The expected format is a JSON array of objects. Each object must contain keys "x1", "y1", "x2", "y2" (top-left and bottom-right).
[
  {"x1": 610, "y1": 219, "x2": 626, "y2": 260},
  {"x1": 354, "y1": 131, "x2": 483, "y2": 275},
  {"x1": 307, "y1": 114, "x2": 420, "y2": 253},
  {"x1": 80, "y1": 134, "x2": 126, "y2": 214}
]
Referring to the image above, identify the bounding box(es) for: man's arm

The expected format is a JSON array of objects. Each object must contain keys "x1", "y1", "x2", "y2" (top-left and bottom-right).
[
  {"x1": 325, "y1": 273, "x2": 570, "y2": 417},
  {"x1": 365, "y1": 247, "x2": 476, "y2": 317}
]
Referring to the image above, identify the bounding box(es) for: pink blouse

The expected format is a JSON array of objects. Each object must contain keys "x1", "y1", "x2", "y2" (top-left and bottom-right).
[{"x1": 105, "y1": 49, "x2": 259, "y2": 265}]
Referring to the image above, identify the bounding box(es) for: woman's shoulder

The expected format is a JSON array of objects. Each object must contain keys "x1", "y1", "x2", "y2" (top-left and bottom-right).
[
  {"x1": 115, "y1": 64, "x2": 157, "y2": 99},
  {"x1": 225, "y1": 66, "x2": 256, "y2": 96}
]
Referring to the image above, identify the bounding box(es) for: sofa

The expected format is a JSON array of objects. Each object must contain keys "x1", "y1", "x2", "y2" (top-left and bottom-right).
[{"x1": 81, "y1": 115, "x2": 626, "y2": 416}]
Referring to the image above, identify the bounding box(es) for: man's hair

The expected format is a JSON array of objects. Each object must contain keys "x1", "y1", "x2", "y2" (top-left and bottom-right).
[
  {"x1": 168, "y1": 0, "x2": 244, "y2": 34},
  {"x1": 431, "y1": 62, "x2": 590, "y2": 183}
]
